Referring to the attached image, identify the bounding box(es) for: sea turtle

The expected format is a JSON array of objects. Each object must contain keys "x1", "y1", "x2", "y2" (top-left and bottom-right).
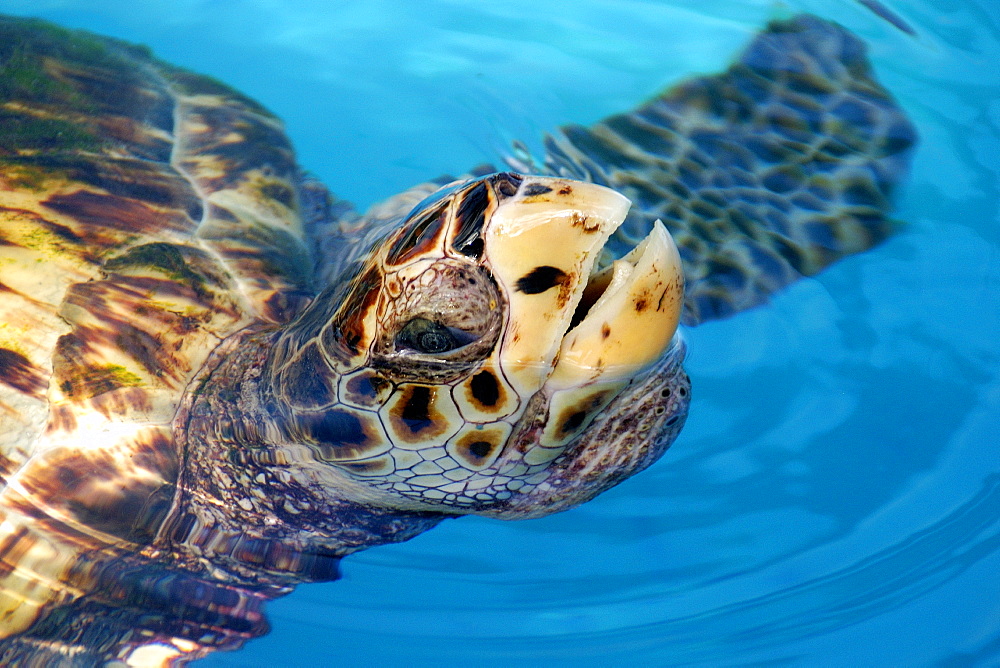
[{"x1": 0, "y1": 12, "x2": 915, "y2": 666}]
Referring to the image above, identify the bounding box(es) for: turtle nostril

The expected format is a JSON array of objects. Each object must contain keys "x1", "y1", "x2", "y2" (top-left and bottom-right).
[{"x1": 490, "y1": 172, "x2": 524, "y2": 199}]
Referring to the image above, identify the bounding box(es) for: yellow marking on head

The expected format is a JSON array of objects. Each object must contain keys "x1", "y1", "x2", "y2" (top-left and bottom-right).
[
  {"x1": 547, "y1": 220, "x2": 683, "y2": 391},
  {"x1": 484, "y1": 177, "x2": 630, "y2": 397}
]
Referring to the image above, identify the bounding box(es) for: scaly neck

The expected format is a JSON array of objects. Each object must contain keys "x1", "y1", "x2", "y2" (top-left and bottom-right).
[{"x1": 160, "y1": 325, "x2": 444, "y2": 586}]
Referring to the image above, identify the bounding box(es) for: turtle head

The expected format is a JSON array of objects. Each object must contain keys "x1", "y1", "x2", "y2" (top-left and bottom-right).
[{"x1": 273, "y1": 172, "x2": 688, "y2": 519}]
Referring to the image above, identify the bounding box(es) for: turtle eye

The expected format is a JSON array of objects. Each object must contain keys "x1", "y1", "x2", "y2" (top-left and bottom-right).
[{"x1": 396, "y1": 317, "x2": 474, "y2": 354}]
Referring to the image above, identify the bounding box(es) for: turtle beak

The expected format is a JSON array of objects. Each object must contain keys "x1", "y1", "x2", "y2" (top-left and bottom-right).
[
  {"x1": 546, "y1": 219, "x2": 683, "y2": 391},
  {"x1": 483, "y1": 176, "x2": 629, "y2": 396},
  {"x1": 533, "y1": 219, "x2": 683, "y2": 452},
  {"x1": 482, "y1": 175, "x2": 683, "y2": 399}
]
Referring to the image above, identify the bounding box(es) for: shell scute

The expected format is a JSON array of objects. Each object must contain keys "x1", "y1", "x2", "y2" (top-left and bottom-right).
[
  {"x1": 453, "y1": 362, "x2": 520, "y2": 422},
  {"x1": 0, "y1": 21, "x2": 320, "y2": 628},
  {"x1": 17, "y1": 429, "x2": 178, "y2": 543},
  {"x1": 446, "y1": 423, "x2": 511, "y2": 472},
  {"x1": 0, "y1": 348, "x2": 47, "y2": 399}
]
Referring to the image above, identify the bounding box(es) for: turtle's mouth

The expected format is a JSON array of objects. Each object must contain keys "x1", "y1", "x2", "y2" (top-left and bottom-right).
[
  {"x1": 481, "y1": 174, "x2": 683, "y2": 395},
  {"x1": 547, "y1": 217, "x2": 683, "y2": 391}
]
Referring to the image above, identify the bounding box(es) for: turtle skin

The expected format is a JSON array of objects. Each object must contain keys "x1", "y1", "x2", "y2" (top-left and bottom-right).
[{"x1": 0, "y1": 13, "x2": 914, "y2": 666}]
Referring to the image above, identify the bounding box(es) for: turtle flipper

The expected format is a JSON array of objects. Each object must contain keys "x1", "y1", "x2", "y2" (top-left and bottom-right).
[
  {"x1": 523, "y1": 14, "x2": 916, "y2": 325},
  {"x1": 0, "y1": 552, "x2": 280, "y2": 666}
]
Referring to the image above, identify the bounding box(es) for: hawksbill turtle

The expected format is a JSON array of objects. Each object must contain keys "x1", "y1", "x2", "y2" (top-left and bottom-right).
[{"x1": 0, "y1": 12, "x2": 915, "y2": 666}]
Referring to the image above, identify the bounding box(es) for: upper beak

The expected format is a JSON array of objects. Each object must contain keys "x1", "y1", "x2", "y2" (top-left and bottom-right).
[
  {"x1": 483, "y1": 175, "x2": 633, "y2": 397},
  {"x1": 546, "y1": 219, "x2": 683, "y2": 391},
  {"x1": 482, "y1": 174, "x2": 683, "y2": 397}
]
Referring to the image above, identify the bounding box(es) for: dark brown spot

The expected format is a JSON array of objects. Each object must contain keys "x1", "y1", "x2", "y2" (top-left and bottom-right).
[
  {"x1": 103, "y1": 242, "x2": 213, "y2": 295},
  {"x1": 398, "y1": 385, "x2": 432, "y2": 433},
  {"x1": 91, "y1": 387, "x2": 153, "y2": 420},
  {"x1": 39, "y1": 217, "x2": 84, "y2": 245},
  {"x1": 558, "y1": 185, "x2": 573, "y2": 195},
  {"x1": 18, "y1": 430, "x2": 178, "y2": 545},
  {"x1": 303, "y1": 409, "x2": 369, "y2": 447},
  {"x1": 389, "y1": 385, "x2": 449, "y2": 441},
  {"x1": 259, "y1": 182, "x2": 294, "y2": 208},
  {"x1": 3, "y1": 495, "x2": 48, "y2": 523},
  {"x1": 53, "y1": 326, "x2": 160, "y2": 400},
  {"x1": 522, "y1": 183, "x2": 553, "y2": 197},
  {"x1": 468, "y1": 441, "x2": 492, "y2": 458},
  {"x1": 451, "y1": 428, "x2": 506, "y2": 467},
  {"x1": 554, "y1": 390, "x2": 612, "y2": 440},
  {"x1": 208, "y1": 203, "x2": 240, "y2": 222},
  {"x1": 0, "y1": 452, "x2": 17, "y2": 482},
  {"x1": 451, "y1": 181, "x2": 489, "y2": 258},
  {"x1": 264, "y1": 290, "x2": 311, "y2": 324},
  {"x1": 233, "y1": 535, "x2": 271, "y2": 566},
  {"x1": 386, "y1": 199, "x2": 448, "y2": 266},
  {"x1": 178, "y1": 315, "x2": 200, "y2": 333},
  {"x1": 339, "y1": 457, "x2": 391, "y2": 475},
  {"x1": 469, "y1": 371, "x2": 500, "y2": 408},
  {"x1": 47, "y1": 405, "x2": 78, "y2": 434},
  {"x1": 323, "y1": 264, "x2": 381, "y2": 359},
  {"x1": 492, "y1": 172, "x2": 523, "y2": 199},
  {"x1": 306, "y1": 411, "x2": 387, "y2": 462},
  {"x1": 601, "y1": 323, "x2": 611, "y2": 340},
  {"x1": 515, "y1": 266, "x2": 569, "y2": 295},
  {"x1": 344, "y1": 372, "x2": 392, "y2": 407},
  {"x1": 169, "y1": 512, "x2": 199, "y2": 543},
  {"x1": 0, "y1": 526, "x2": 33, "y2": 579},
  {"x1": 281, "y1": 344, "x2": 336, "y2": 409},
  {"x1": 560, "y1": 411, "x2": 588, "y2": 436},
  {"x1": 0, "y1": 526, "x2": 30, "y2": 563},
  {"x1": 634, "y1": 294, "x2": 650, "y2": 313},
  {"x1": 44, "y1": 189, "x2": 193, "y2": 235},
  {"x1": 0, "y1": 348, "x2": 46, "y2": 397}
]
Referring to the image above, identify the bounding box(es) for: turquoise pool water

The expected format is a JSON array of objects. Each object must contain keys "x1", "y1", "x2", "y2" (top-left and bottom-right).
[{"x1": 6, "y1": 0, "x2": 999, "y2": 664}]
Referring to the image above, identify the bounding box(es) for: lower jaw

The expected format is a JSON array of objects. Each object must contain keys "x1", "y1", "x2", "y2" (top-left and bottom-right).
[{"x1": 478, "y1": 337, "x2": 690, "y2": 520}]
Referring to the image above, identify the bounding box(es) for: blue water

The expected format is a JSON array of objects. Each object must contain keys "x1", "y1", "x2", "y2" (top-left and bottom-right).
[{"x1": 7, "y1": 0, "x2": 999, "y2": 664}]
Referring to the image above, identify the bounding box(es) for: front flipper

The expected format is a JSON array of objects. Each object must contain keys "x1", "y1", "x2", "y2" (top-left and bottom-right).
[{"x1": 517, "y1": 14, "x2": 916, "y2": 325}]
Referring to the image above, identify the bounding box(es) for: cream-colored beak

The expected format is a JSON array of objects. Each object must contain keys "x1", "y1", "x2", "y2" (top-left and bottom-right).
[
  {"x1": 547, "y1": 220, "x2": 683, "y2": 391},
  {"x1": 532, "y1": 219, "x2": 683, "y2": 452},
  {"x1": 483, "y1": 177, "x2": 632, "y2": 397}
]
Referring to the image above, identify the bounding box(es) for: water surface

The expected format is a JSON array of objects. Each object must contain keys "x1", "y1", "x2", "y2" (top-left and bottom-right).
[{"x1": 6, "y1": 0, "x2": 999, "y2": 664}]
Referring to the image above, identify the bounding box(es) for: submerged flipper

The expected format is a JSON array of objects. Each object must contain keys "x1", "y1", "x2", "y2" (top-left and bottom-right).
[
  {"x1": 318, "y1": 15, "x2": 917, "y2": 319},
  {"x1": 514, "y1": 14, "x2": 917, "y2": 325}
]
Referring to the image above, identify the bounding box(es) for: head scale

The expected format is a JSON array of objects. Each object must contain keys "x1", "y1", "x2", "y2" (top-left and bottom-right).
[{"x1": 270, "y1": 172, "x2": 689, "y2": 518}]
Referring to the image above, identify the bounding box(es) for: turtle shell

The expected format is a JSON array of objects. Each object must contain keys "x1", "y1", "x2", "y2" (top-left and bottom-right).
[{"x1": 0, "y1": 15, "x2": 316, "y2": 640}]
